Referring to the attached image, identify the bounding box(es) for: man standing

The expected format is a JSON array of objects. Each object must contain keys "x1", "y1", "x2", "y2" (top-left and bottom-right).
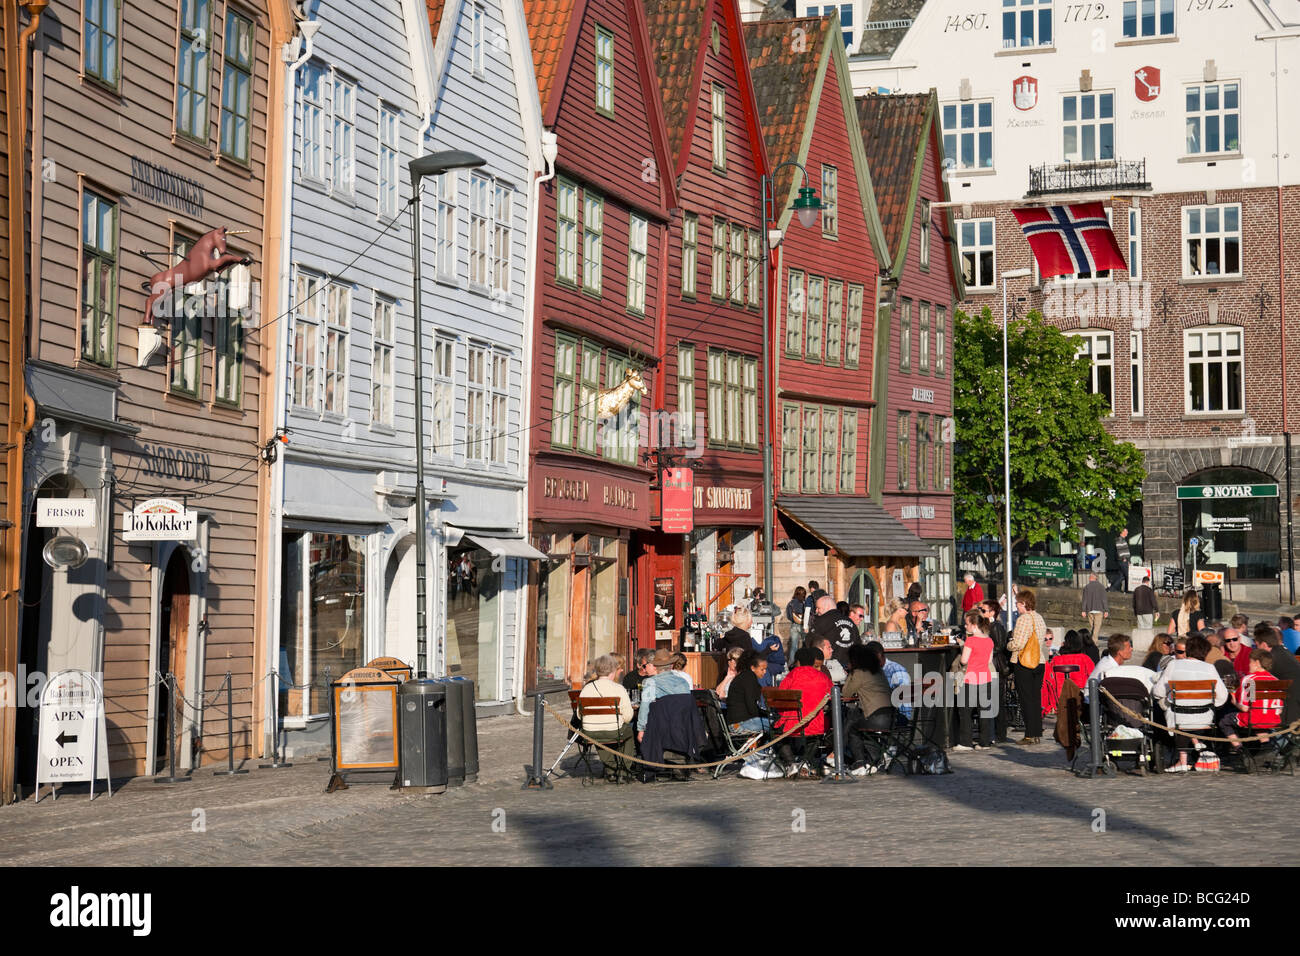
[
  {"x1": 1132, "y1": 572, "x2": 1157, "y2": 631},
  {"x1": 1081, "y1": 571, "x2": 1109, "y2": 643},
  {"x1": 961, "y1": 572, "x2": 985, "y2": 613},
  {"x1": 1114, "y1": 529, "x2": 1131, "y2": 592},
  {"x1": 809, "y1": 594, "x2": 857, "y2": 673}
]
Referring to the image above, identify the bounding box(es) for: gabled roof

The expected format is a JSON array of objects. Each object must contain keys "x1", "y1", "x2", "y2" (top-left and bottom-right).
[
  {"x1": 643, "y1": 0, "x2": 707, "y2": 163},
  {"x1": 523, "y1": 0, "x2": 583, "y2": 116},
  {"x1": 855, "y1": 92, "x2": 931, "y2": 262},
  {"x1": 854, "y1": 0, "x2": 924, "y2": 57}
]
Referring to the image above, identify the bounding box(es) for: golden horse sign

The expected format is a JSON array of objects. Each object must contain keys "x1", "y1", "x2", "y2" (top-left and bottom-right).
[{"x1": 597, "y1": 367, "x2": 648, "y2": 419}]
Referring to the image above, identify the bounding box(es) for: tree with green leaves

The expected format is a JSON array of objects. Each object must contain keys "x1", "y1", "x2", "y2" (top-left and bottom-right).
[{"x1": 952, "y1": 307, "x2": 1146, "y2": 557}]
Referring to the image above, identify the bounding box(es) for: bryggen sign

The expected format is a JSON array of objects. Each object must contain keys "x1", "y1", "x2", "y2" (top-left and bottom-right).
[{"x1": 130, "y1": 156, "x2": 205, "y2": 217}]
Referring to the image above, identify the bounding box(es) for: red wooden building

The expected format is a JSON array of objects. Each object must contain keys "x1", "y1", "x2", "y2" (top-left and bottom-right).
[
  {"x1": 857, "y1": 91, "x2": 966, "y2": 623},
  {"x1": 523, "y1": 0, "x2": 677, "y2": 687},
  {"x1": 641, "y1": 0, "x2": 770, "y2": 644},
  {"x1": 747, "y1": 15, "x2": 933, "y2": 632}
]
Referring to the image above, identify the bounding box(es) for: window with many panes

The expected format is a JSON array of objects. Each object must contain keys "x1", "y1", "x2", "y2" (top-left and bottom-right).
[
  {"x1": 291, "y1": 268, "x2": 324, "y2": 407},
  {"x1": 493, "y1": 181, "x2": 512, "y2": 296},
  {"x1": 821, "y1": 165, "x2": 838, "y2": 238},
  {"x1": 301, "y1": 62, "x2": 326, "y2": 182},
  {"x1": 782, "y1": 403, "x2": 801, "y2": 490},
  {"x1": 627, "y1": 214, "x2": 648, "y2": 313},
  {"x1": 1072, "y1": 330, "x2": 1114, "y2": 411},
  {"x1": 556, "y1": 179, "x2": 578, "y2": 285},
  {"x1": 846, "y1": 284, "x2": 863, "y2": 368},
  {"x1": 169, "y1": 235, "x2": 203, "y2": 397},
  {"x1": 897, "y1": 412, "x2": 911, "y2": 490},
  {"x1": 1130, "y1": 330, "x2": 1144, "y2": 417},
  {"x1": 725, "y1": 353, "x2": 742, "y2": 445},
  {"x1": 469, "y1": 172, "x2": 491, "y2": 287},
  {"x1": 1128, "y1": 207, "x2": 1141, "y2": 280},
  {"x1": 330, "y1": 72, "x2": 356, "y2": 191},
  {"x1": 1062, "y1": 91, "x2": 1114, "y2": 163},
  {"x1": 489, "y1": 351, "x2": 510, "y2": 464},
  {"x1": 435, "y1": 171, "x2": 459, "y2": 280},
  {"x1": 917, "y1": 413, "x2": 930, "y2": 491},
  {"x1": 730, "y1": 226, "x2": 745, "y2": 305},
  {"x1": 371, "y1": 295, "x2": 395, "y2": 426},
  {"x1": 820, "y1": 407, "x2": 839, "y2": 493},
  {"x1": 707, "y1": 349, "x2": 725, "y2": 445},
  {"x1": 934, "y1": 424, "x2": 946, "y2": 491},
  {"x1": 81, "y1": 192, "x2": 117, "y2": 366},
  {"x1": 603, "y1": 352, "x2": 638, "y2": 464},
  {"x1": 677, "y1": 345, "x2": 695, "y2": 443},
  {"x1": 802, "y1": 406, "x2": 820, "y2": 493},
  {"x1": 468, "y1": 347, "x2": 510, "y2": 464},
  {"x1": 433, "y1": 337, "x2": 455, "y2": 456},
  {"x1": 176, "y1": 0, "x2": 210, "y2": 141},
  {"x1": 746, "y1": 230, "x2": 761, "y2": 307},
  {"x1": 743, "y1": 357, "x2": 757, "y2": 447},
  {"x1": 213, "y1": 261, "x2": 245, "y2": 405},
  {"x1": 1123, "y1": 0, "x2": 1174, "y2": 38},
  {"x1": 806, "y1": 276, "x2": 824, "y2": 361},
  {"x1": 323, "y1": 285, "x2": 351, "y2": 415},
  {"x1": 786, "y1": 270, "x2": 805, "y2": 355},
  {"x1": 839, "y1": 410, "x2": 857, "y2": 493},
  {"x1": 578, "y1": 342, "x2": 600, "y2": 454},
  {"x1": 682, "y1": 214, "x2": 698, "y2": 297},
  {"x1": 919, "y1": 302, "x2": 931, "y2": 373},
  {"x1": 1185, "y1": 82, "x2": 1240, "y2": 155},
  {"x1": 1003, "y1": 0, "x2": 1052, "y2": 48},
  {"x1": 595, "y1": 26, "x2": 615, "y2": 115},
  {"x1": 1185, "y1": 327, "x2": 1242, "y2": 414},
  {"x1": 1183, "y1": 203, "x2": 1241, "y2": 278},
  {"x1": 936, "y1": 306, "x2": 946, "y2": 375},
  {"x1": 942, "y1": 101, "x2": 994, "y2": 172},
  {"x1": 920, "y1": 200, "x2": 931, "y2": 269},
  {"x1": 221, "y1": 12, "x2": 254, "y2": 164},
  {"x1": 84, "y1": 0, "x2": 121, "y2": 87},
  {"x1": 712, "y1": 84, "x2": 726, "y2": 171},
  {"x1": 825, "y1": 280, "x2": 843, "y2": 365},
  {"x1": 378, "y1": 104, "x2": 400, "y2": 218},
  {"x1": 583, "y1": 193, "x2": 604, "y2": 293},
  {"x1": 552, "y1": 334, "x2": 577, "y2": 448},
  {"x1": 899, "y1": 298, "x2": 912, "y2": 371},
  {"x1": 959, "y1": 219, "x2": 996, "y2": 289},
  {"x1": 712, "y1": 219, "x2": 727, "y2": 299}
]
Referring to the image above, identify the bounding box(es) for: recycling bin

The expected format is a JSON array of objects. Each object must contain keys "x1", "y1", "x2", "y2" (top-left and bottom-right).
[{"x1": 398, "y1": 679, "x2": 447, "y2": 792}]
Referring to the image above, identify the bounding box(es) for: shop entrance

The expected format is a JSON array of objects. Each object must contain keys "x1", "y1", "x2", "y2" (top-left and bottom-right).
[
  {"x1": 1179, "y1": 468, "x2": 1280, "y2": 583},
  {"x1": 156, "y1": 549, "x2": 193, "y2": 771},
  {"x1": 847, "y1": 569, "x2": 878, "y2": 632}
]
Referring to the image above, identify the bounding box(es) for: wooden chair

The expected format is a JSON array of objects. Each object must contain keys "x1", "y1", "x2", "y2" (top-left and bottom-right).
[
  {"x1": 763, "y1": 687, "x2": 810, "y2": 775},
  {"x1": 1238, "y1": 679, "x2": 1294, "y2": 775},
  {"x1": 575, "y1": 696, "x2": 633, "y2": 782},
  {"x1": 1165, "y1": 679, "x2": 1219, "y2": 765}
]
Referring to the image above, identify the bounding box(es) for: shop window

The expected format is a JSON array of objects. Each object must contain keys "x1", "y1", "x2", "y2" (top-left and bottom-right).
[
  {"x1": 220, "y1": 11, "x2": 255, "y2": 165},
  {"x1": 1184, "y1": 327, "x2": 1243, "y2": 414},
  {"x1": 1180, "y1": 468, "x2": 1278, "y2": 582},
  {"x1": 588, "y1": 537, "x2": 619, "y2": 663},
  {"x1": 535, "y1": 536, "x2": 571, "y2": 684},
  {"x1": 446, "y1": 547, "x2": 501, "y2": 701},
  {"x1": 847, "y1": 569, "x2": 878, "y2": 631}
]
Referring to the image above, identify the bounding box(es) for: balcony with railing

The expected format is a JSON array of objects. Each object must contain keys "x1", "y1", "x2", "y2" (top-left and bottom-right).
[{"x1": 1025, "y1": 159, "x2": 1151, "y2": 198}]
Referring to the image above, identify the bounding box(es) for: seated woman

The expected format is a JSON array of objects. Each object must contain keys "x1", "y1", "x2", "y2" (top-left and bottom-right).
[
  {"x1": 1140, "y1": 635, "x2": 1174, "y2": 672},
  {"x1": 578, "y1": 654, "x2": 636, "y2": 779},
  {"x1": 775, "y1": 647, "x2": 833, "y2": 777},
  {"x1": 1042, "y1": 630, "x2": 1095, "y2": 714},
  {"x1": 670, "y1": 652, "x2": 695, "y2": 688},
  {"x1": 843, "y1": 643, "x2": 894, "y2": 775},
  {"x1": 725, "y1": 649, "x2": 771, "y2": 733},
  {"x1": 882, "y1": 598, "x2": 908, "y2": 638},
  {"x1": 715, "y1": 646, "x2": 745, "y2": 701},
  {"x1": 721, "y1": 606, "x2": 755, "y2": 654}
]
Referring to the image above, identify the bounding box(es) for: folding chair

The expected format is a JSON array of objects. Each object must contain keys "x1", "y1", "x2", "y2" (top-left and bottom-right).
[
  {"x1": 1237, "y1": 679, "x2": 1294, "y2": 776},
  {"x1": 544, "y1": 690, "x2": 587, "y2": 780},
  {"x1": 695, "y1": 689, "x2": 762, "y2": 779},
  {"x1": 1165, "y1": 680, "x2": 1219, "y2": 769},
  {"x1": 763, "y1": 687, "x2": 812, "y2": 776},
  {"x1": 842, "y1": 694, "x2": 901, "y2": 775},
  {"x1": 575, "y1": 696, "x2": 634, "y2": 783}
]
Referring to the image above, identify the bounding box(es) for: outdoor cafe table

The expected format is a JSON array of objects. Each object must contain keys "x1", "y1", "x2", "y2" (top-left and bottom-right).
[{"x1": 885, "y1": 644, "x2": 962, "y2": 751}]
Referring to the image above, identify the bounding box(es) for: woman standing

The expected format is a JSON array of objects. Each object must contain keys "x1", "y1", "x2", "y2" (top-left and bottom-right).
[
  {"x1": 721, "y1": 606, "x2": 755, "y2": 654},
  {"x1": 1006, "y1": 588, "x2": 1049, "y2": 745},
  {"x1": 1166, "y1": 590, "x2": 1206, "y2": 638},
  {"x1": 953, "y1": 609, "x2": 997, "y2": 750},
  {"x1": 785, "y1": 587, "x2": 807, "y2": 651}
]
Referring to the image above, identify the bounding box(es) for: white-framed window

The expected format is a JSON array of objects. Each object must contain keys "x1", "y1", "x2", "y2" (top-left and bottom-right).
[
  {"x1": 490, "y1": 350, "x2": 510, "y2": 463},
  {"x1": 331, "y1": 72, "x2": 357, "y2": 193},
  {"x1": 323, "y1": 284, "x2": 351, "y2": 415},
  {"x1": 472, "y1": 3, "x2": 486, "y2": 77},
  {"x1": 1184, "y1": 327, "x2": 1243, "y2": 414},
  {"x1": 802, "y1": 405, "x2": 820, "y2": 493},
  {"x1": 725, "y1": 353, "x2": 742, "y2": 445},
  {"x1": 742, "y1": 356, "x2": 757, "y2": 447},
  {"x1": 556, "y1": 178, "x2": 578, "y2": 285},
  {"x1": 711, "y1": 83, "x2": 726, "y2": 171},
  {"x1": 846, "y1": 284, "x2": 863, "y2": 368},
  {"x1": 942, "y1": 100, "x2": 994, "y2": 171},
  {"x1": 578, "y1": 342, "x2": 600, "y2": 454},
  {"x1": 729, "y1": 226, "x2": 744, "y2": 305},
  {"x1": 899, "y1": 298, "x2": 912, "y2": 371},
  {"x1": 595, "y1": 26, "x2": 614, "y2": 115},
  {"x1": 786, "y1": 269, "x2": 804, "y2": 355},
  {"x1": 677, "y1": 345, "x2": 695, "y2": 443},
  {"x1": 377, "y1": 104, "x2": 400, "y2": 218},
  {"x1": 627, "y1": 214, "x2": 648, "y2": 313},
  {"x1": 290, "y1": 268, "x2": 324, "y2": 408},
  {"x1": 712, "y1": 218, "x2": 727, "y2": 299},
  {"x1": 1063, "y1": 91, "x2": 1114, "y2": 163},
  {"x1": 300, "y1": 62, "x2": 326, "y2": 182},
  {"x1": 1123, "y1": 0, "x2": 1175, "y2": 39},
  {"x1": 821, "y1": 164, "x2": 838, "y2": 238},
  {"x1": 469, "y1": 172, "x2": 491, "y2": 287},
  {"x1": 839, "y1": 409, "x2": 857, "y2": 494},
  {"x1": 433, "y1": 336, "x2": 456, "y2": 456},
  {"x1": 919, "y1": 199, "x2": 931, "y2": 269},
  {"x1": 1071, "y1": 330, "x2": 1113, "y2": 412},
  {"x1": 1183, "y1": 203, "x2": 1241, "y2": 278},
  {"x1": 1128, "y1": 207, "x2": 1141, "y2": 280},
  {"x1": 493, "y1": 181, "x2": 513, "y2": 297},
  {"x1": 219, "y1": 11, "x2": 254, "y2": 164},
  {"x1": 919, "y1": 301, "x2": 931, "y2": 373},
  {"x1": 467, "y1": 344, "x2": 488, "y2": 462},
  {"x1": 583, "y1": 193, "x2": 603, "y2": 294},
  {"x1": 936, "y1": 305, "x2": 947, "y2": 375},
  {"x1": 959, "y1": 218, "x2": 996, "y2": 290},
  {"x1": 820, "y1": 406, "x2": 839, "y2": 493},
  {"x1": 707, "y1": 349, "x2": 725, "y2": 445},
  {"x1": 1130, "y1": 330, "x2": 1144, "y2": 418},
  {"x1": 1185, "y1": 82, "x2": 1240, "y2": 155},
  {"x1": 371, "y1": 295, "x2": 395, "y2": 426},
  {"x1": 435, "y1": 171, "x2": 459, "y2": 281},
  {"x1": 175, "y1": 0, "x2": 210, "y2": 141},
  {"x1": 825, "y1": 280, "x2": 843, "y2": 366},
  {"x1": 746, "y1": 229, "x2": 761, "y2": 307},
  {"x1": 1003, "y1": 0, "x2": 1052, "y2": 48},
  {"x1": 782, "y1": 402, "x2": 801, "y2": 490},
  {"x1": 552, "y1": 335, "x2": 577, "y2": 449},
  {"x1": 806, "y1": 275, "x2": 824, "y2": 361},
  {"x1": 682, "y1": 214, "x2": 698, "y2": 297}
]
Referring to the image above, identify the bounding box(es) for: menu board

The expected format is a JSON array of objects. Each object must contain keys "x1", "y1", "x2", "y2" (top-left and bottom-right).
[
  {"x1": 1163, "y1": 567, "x2": 1185, "y2": 593},
  {"x1": 333, "y1": 668, "x2": 399, "y2": 771}
]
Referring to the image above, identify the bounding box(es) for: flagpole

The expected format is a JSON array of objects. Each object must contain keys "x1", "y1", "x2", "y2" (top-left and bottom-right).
[{"x1": 1000, "y1": 269, "x2": 1030, "y2": 631}]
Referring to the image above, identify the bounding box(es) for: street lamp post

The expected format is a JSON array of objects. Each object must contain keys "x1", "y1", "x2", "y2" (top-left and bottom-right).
[
  {"x1": 409, "y1": 150, "x2": 486, "y2": 678},
  {"x1": 1001, "y1": 268, "x2": 1031, "y2": 629},
  {"x1": 759, "y1": 166, "x2": 822, "y2": 600}
]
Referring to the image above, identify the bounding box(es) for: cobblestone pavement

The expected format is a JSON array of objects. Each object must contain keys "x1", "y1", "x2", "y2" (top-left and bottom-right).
[{"x1": 3, "y1": 709, "x2": 1297, "y2": 867}]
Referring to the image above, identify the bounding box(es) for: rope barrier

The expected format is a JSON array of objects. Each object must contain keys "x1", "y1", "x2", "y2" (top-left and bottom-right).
[
  {"x1": 1097, "y1": 687, "x2": 1300, "y2": 745},
  {"x1": 539, "y1": 694, "x2": 832, "y2": 772}
]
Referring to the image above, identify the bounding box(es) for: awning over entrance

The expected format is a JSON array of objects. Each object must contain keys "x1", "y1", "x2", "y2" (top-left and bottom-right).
[
  {"x1": 454, "y1": 530, "x2": 548, "y2": 561},
  {"x1": 777, "y1": 495, "x2": 936, "y2": 559}
]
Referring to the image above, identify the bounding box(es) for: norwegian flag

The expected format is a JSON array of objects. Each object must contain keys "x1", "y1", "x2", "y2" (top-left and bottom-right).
[{"x1": 1012, "y1": 202, "x2": 1127, "y2": 279}]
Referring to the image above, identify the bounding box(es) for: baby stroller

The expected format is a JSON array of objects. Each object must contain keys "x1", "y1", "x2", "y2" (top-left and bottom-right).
[{"x1": 1094, "y1": 676, "x2": 1163, "y2": 774}]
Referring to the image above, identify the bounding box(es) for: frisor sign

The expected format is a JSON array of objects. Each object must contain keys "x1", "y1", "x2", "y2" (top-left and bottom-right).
[
  {"x1": 123, "y1": 498, "x2": 198, "y2": 541},
  {"x1": 36, "y1": 498, "x2": 96, "y2": 528}
]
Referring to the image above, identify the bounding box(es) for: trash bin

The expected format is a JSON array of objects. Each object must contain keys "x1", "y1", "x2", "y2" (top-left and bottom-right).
[
  {"x1": 439, "y1": 677, "x2": 466, "y2": 787},
  {"x1": 1201, "y1": 582, "x2": 1223, "y2": 623},
  {"x1": 398, "y1": 679, "x2": 447, "y2": 792},
  {"x1": 447, "y1": 677, "x2": 479, "y2": 784}
]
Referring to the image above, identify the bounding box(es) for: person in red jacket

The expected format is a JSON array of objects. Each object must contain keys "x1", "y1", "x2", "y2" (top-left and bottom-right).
[
  {"x1": 774, "y1": 647, "x2": 833, "y2": 777},
  {"x1": 1219, "y1": 628, "x2": 1253, "y2": 679},
  {"x1": 961, "y1": 573, "x2": 985, "y2": 613}
]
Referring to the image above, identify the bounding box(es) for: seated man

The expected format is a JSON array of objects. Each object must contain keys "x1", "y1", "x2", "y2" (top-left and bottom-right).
[
  {"x1": 1219, "y1": 648, "x2": 1282, "y2": 749},
  {"x1": 725, "y1": 650, "x2": 771, "y2": 733},
  {"x1": 578, "y1": 653, "x2": 635, "y2": 777},
  {"x1": 813, "y1": 637, "x2": 848, "y2": 683},
  {"x1": 808, "y1": 595, "x2": 857, "y2": 673},
  {"x1": 1279, "y1": 616, "x2": 1300, "y2": 655},
  {"x1": 774, "y1": 647, "x2": 834, "y2": 777},
  {"x1": 636, "y1": 648, "x2": 692, "y2": 745},
  {"x1": 1089, "y1": 633, "x2": 1156, "y2": 700},
  {"x1": 622, "y1": 648, "x2": 654, "y2": 696},
  {"x1": 1152, "y1": 634, "x2": 1228, "y2": 772},
  {"x1": 876, "y1": 644, "x2": 914, "y2": 723}
]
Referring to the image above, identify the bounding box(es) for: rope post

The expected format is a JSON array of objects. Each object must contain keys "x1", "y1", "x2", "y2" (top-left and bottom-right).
[
  {"x1": 212, "y1": 673, "x2": 248, "y2": 776},
  {"x1": 316, "y1": 667, "x2": 333, "y2": 761},
  {"x1": 522, "y1": 691, "x2": 552, "y2": 790},
  {"x1": 259, "y1": 671, "x2": 293, "y2": 769},
  {"x1": 824, "y1": 682, "x2": 856, "y2": 784},
  {"x1": 153, "y1": 673, "x2": 191, "y2": 784},
  {"x1": 1084, "y1": 672, "x2": 1108, "y2": 778}
]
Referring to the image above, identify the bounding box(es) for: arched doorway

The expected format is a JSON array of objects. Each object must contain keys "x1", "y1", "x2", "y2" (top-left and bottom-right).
[
  {"x1": 1179, "y1": 467, "x2": 1280, "y2": 583},
  {"x1": 156, "y1": 549, "x2": 193, "y2": 771},
  {"x1": 384, "y1": 536, "x2": 415, "y2": 666},
  {"x1": 847, "y1": 569, "x2": 878, "y2": 632}
]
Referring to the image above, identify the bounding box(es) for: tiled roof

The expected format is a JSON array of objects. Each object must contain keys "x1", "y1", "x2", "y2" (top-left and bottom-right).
[
  {"x1": 778, "y1": 496, "x2": 936, "y2": 558},
  {"x1": 854, "y1": 0, "x2": 924, "y2": 57},
  {"x1": 524, "y1": 0, "x2": 581, "y2": 115},
  {"x1": 426, "y1": 0, "x2": 447, "y2": 44},
  {"x1": 743, "y1": 16, "x2": 832, "y2": 201},
  {"x1": 644, "y1": 0, "x2": 708, "y2": 163},
  {"x1": 855, "y1": 92, "x2": 931, "y2": 260}
]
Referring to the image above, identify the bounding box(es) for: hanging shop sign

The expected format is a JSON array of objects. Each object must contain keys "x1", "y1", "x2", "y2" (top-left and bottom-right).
[
  {"x1": 36, "y1": 498, "x2": 97, "y2": 528},
  {"x1": 662, "y1": 467, "x2": 694, "y2": 533},
  {"x1": 1017, "y1": 555, "x2": 1074, "y2": 580},
  {"x1": 123, "y1": 498, "x2": 198, "y2": 542},
  {"x1": 36, "y1": 670, "x2": 112, "y2": 798},
  {"x1": 1176, "y1": 483, "x2": 1278, "y2": 500}
]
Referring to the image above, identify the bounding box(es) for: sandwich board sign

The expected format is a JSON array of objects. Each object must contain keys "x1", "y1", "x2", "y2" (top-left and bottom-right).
[{"x1": 37, "y1": 670, "x2": 112, "y2": 801}]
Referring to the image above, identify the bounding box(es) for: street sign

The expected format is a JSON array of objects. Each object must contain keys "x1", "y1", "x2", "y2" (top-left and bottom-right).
[
  {"x1": 1017, "y1": 555, "x2": 1074, "y2": 580},
  {"x1": 1177, "y1": 483, "x2": 1278, "y2": 500},
  {"x1": 123, "y1": 497, "x2": 198, "y2": 541},
  {"x1": 36, "y1": 670, "x2": 111, "y2": 800}
]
